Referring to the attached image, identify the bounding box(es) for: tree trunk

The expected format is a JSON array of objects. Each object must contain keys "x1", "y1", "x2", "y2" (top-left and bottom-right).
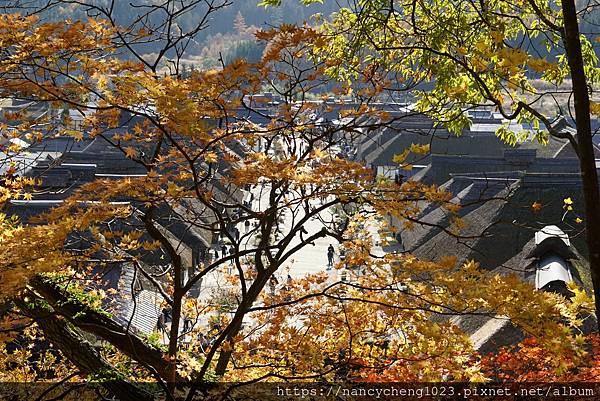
[
  {"x1": 17, "y1": 299, "x2": 154, "y2": 401},
  {"x1": 562, "y1": 0, "x2": 600, "y2": 332},
  {"x1": 30, "y1": 276, "x2": 175, "y2": 379},
  {"x1": 167, "y1": 291, "x2": 182, "y2": 390},
  {"x1": 143, "y1": 207, "x2": 183, "y2": 392},
  {"x1": 214, "y1": 271, "x2": 270, "y2": 376}
]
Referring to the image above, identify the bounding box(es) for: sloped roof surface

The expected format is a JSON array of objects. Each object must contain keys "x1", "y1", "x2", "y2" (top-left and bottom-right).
[
  {"x1": 364, "y1": 130, "x2": 513, "y2": 167},
  {"x1": 402, "y1": 179, "x2": 512, "y2": 252},
  {"x1": 117, "y1": 290, "x2": 163, "y2": 335},
  {"x1": 413, "y1": 177, "x2": 587, "y2": 271}
]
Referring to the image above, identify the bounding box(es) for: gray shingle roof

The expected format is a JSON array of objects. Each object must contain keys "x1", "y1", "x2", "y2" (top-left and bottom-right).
[
  {"x1": 404, "y1": 173, "x2": 595, "y2": 352},
  {"x1": 116, "y1": 290, "x2": 164, "y2": 335},
  {"x1": 412, "y1": 175, "x2": 588, "y2": 270},
  {"x1": 402, "y1": 179, "x2": 513, "y2": 252},
  {"x1": 412, "y1": 180, "x2": 519, "y2": 266},
  {"x1": 361, "y1": 127, "x2": 515, "y2": 168}
]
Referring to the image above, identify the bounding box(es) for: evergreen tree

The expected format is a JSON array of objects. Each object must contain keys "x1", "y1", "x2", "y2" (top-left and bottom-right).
[{"x1": 233, "y1": 11, "x2": 248, "y2": 36}]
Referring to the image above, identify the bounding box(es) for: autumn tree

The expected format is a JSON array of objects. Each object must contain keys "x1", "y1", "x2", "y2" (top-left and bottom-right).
[
  {"x1": 481, "y1": 334, "x2": 600, "y2": 381},
  {"x1": 268, "y1": 0, "x2": 600, "y2": 328},
  {"x1": 0, "y1": 1, "x2": 595, "y2": 400}
]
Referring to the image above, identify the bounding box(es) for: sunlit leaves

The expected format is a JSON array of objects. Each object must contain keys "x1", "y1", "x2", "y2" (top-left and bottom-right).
[
  {"x1": 392, "y1": 143, "x2": 431, "y2": 164},
  {"x1": 260, "y1": 0, "x2": 323, "y2": 6},
  {"x1": 230, "y1": 255, "x2": 591, "y2": 382},
  {"x1": 564, "y1": 196, "x2": 574, "y2": 211},
  {"x1": 62, "y1": 129, "x2": 84, "y2": 141},
  {"x1": 301, "y1": 0, "x2": 594, "y2": 145},
  {"x1": 0, "y1": 1, "x2": 596, "y2": 390},
  {"x1": 482, "y1": 333, "x2": 600, "y2": 382}
]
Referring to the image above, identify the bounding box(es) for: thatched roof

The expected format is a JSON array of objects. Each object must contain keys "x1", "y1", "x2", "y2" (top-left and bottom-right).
[
  {"x1": 412, "y1": 181, "x2": 517, "y2": 267},
  {"x1": 401, "y1": 178, "x2": 514, "y2": 252},
  {"x1": 412, "y1": 175, "x2": 587, "y2": 270},
  {"x1": 406, "y1": 173, "x2": 595, "y2": 352},
  {"x1": 363, "y1": 129, "x2": 513, "y2": 168},
  {"x1": 518, "y1": 134, "x2": 600, "y2": 159},
  {"x1": 409, "y1": 164, "x2": 433, "y2": 184},
  {"x1": 456, "y1": 234, "x2": 594, "y2": 354}
]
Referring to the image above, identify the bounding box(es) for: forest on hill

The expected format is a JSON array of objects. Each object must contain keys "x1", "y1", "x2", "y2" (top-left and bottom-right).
[
  {"x1": 3, "y1": 1, "x2": 600, "y2": 400},
  {"x1": 17, "y1": 0, "x2": 341, "y2": 69},
  {"x1": 181, "y1": 0, "x2": 341, "y2": 68}
]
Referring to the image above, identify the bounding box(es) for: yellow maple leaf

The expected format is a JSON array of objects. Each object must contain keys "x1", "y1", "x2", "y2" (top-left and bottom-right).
[
  {"x1": 490, "y1": 30, "x2": 504, "y2": 44},
  {"x1": 563, "y1": 197, "x2": 574, "y2": 211},
  {"x1": 124, "y1": 146, "x2": 137, "y2": 158},
  {"x1": 409, "y1": 143, "x2": 431, "y2": 154},
  {"x1": 204, "y1": 151, "x2": 218, "y2": 163},
  {"x1": 63, "y1": 130, "x2": 83, "y2": 141},
  {"x1": 392, "y1": 148, "x2": 410, "y2": 164},
  {"x1": 590, "y1": 101, "x2": 600, "y2": 116}
]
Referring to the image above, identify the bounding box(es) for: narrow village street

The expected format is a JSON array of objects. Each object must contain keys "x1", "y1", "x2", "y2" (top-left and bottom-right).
[{"x1": 195, "y1": 184, "x2": 393, "y2": 302}]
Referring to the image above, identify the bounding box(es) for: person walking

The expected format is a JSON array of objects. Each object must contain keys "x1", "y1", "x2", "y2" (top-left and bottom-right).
[
  {"x1": 184, "y1": 317, "x2": 193, "y2": 332},
  {"x1": 269, "y1": 275, "x2": 278, "y2": 295},
  {"x1": 327, "y1": 244, "x2": 335, "y2": 269},
  {"x1": 162, "y1": 307, "x2": 172, "y2": 324},
  {"x1": 157, "y1": 314, "x2": 166, "y2": 333},
  {"x1": 198, "y1": 332, "x2": 209, "y2": 353}
]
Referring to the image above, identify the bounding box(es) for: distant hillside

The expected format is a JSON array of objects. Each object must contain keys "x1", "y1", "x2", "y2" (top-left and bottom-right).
[
  {"x1": 18, "y1": 0, "x2": 340, "y2": 67},
  {"x1": 189, "y1": 1, "x2": 340, "y2": 68},
  {"x1": 200, "y1": 1, "x2": 340, "y2": 38}
]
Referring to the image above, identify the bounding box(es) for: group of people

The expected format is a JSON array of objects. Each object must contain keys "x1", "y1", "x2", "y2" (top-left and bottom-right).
[
  {"x1": 269, "y1": 273, "x2": 293, "y2": 295},
  {"x1": 201, "y1": 244, "x2": 237, "y2": 261}
]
